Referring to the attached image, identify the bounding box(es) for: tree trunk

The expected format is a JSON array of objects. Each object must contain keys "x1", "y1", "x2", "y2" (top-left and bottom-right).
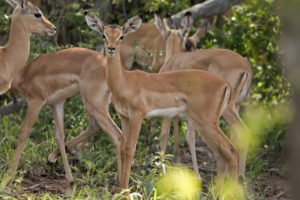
[
  {"x1": 171, "y1": 0, "x2": 245, "y2": 25},
  {"x1": 281, "y1": 0, "x2": 300, "y2": 199},
  {"x1": 95, "y1": 0, "x2": 113, "y2": 23}
]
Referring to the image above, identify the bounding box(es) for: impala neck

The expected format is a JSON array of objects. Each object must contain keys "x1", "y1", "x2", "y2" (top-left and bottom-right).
[
  {"x1": 5, "y1": 13, "x2": 31, "y2": 78},
  {"x1": 164, "y1": 39, "x2": 182, "y2": 64},
  {"x1": 106, "y1": 50, "x2": 124, "y2": 93}
]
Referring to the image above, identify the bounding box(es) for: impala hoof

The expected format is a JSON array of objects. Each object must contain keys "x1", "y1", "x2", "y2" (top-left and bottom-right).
[
  {"x1": 238, "y1": 175, "x2": 245, "y2": 184},
  {"x1": 84, "y1": 10, "x2": 89, "y2": 16},
  {"x1": 47, "y1": 153, "x2": 58, "y2": 164},
  {"x1": 66, "y1": 187, "x2": 73, "y2": 196}
]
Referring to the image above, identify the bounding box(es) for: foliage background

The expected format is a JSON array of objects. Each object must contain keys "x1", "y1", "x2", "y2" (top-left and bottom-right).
[{"x1": 0, "y1": 0, "x2": 291, "y2": 199}]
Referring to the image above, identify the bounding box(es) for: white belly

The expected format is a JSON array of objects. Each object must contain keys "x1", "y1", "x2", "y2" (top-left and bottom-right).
[{"x1": 146, "y1": 106, "x2": 186, "y2": 118}]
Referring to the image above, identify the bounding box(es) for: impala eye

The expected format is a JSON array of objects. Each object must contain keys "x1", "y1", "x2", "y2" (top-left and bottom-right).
[
  {"x1": 34, "y1": 13, "x2": 42, "y2": 18},
  {"x1": 119, "y1": 35, "x2": 124, "y2": 40},
  {"x1": 102, "y1": 34, "x2": 106, "y2": 39}
]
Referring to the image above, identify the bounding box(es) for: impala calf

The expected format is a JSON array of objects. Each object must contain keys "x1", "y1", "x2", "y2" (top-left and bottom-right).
[
  {"x1": 155, "y1": 12, "x2": 252, "y2": 179},
  {"x1": 85, "y1": 11, "x2": 238, "y2": 190},
  {"x1": 0, "y1": 0, "x2": 56, "y2": 94},
  {"x1": 1, "y1": 48, "x2": 122, "y2": 192}
]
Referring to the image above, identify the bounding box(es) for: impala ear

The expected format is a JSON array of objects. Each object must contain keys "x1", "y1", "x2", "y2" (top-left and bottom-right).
[
  {"x1": 179, "y1": 11, "x2": 193, "y2": 37},
  {"x1": 165, "y1": 14, "x2": 176, "y2": 29},
  {"x1": 123, "y1": 15, "x2": 142, "y2": 35},
  {"x1": 6, "y1": 0, "x2": 27, "y2": 8},
  {"x1": 84, "y1": 11, "x2": 105, "y2": 34},
  {"x1": 154, "y1": 13, "x2": 170, "y2": 40},
  {"x1": 190, "y1": 19, "x2": 209, "y2": 43}
]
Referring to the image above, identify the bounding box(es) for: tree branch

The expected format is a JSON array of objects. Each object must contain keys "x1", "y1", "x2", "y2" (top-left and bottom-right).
[
  {"x1": 171, "y1": 0, "x2": 245, "y2": 25},
  {"x1": 0, "y1": 98, "x2": 27, "y2": 118}
]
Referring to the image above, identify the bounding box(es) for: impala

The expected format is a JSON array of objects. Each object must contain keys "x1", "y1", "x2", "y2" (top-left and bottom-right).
[
  {"x1": 120, "y1": 16, "x2": 205, "y2": 72},
  {"x1": 47, "y1": 15, "x2": 209, "y2": 163},
  {"x1": 85, "y1": 11, "x2": 238, "y2": 190},
  {"x1": 0, "y1": 0, "x2": 56, "y2": 94},
  {"x1": 120, "y1": 16, "x2": 209, "y2": 136},
  {"x1": 1, "y1": 48, "x2": 122, "y2": 192},
  {"x1": 120, "y1": 23, "x2": 165, "y2": 72},
  {"x1": 155, "y1": 12, "x2": 252, "y2": 179}
]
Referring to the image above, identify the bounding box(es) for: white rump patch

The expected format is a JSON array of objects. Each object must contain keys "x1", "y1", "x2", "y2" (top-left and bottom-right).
[
  {"x1": 237, "y1": 72, "x2": 249, "y2": 103},
  {"x1": 146, "y1": 106, "x2": 186, "y2": 118},
  {"x1": 221, "y1": 87, "x2": 231, "y2": 115}
]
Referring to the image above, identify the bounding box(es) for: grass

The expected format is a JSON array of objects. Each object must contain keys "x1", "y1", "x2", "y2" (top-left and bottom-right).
[{"x1": 0, "y1": 94, "x2": 291, "y2": 199}]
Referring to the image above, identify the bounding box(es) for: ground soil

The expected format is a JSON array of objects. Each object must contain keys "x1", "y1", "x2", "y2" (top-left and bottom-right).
[{"x1": 15, "y1": 137, "x2": 292, "y2": 199}]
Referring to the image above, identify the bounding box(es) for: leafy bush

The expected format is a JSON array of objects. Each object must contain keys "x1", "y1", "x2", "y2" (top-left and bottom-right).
[{"x1": 0, "y1": 0, "x2": 291, "y2": 199}]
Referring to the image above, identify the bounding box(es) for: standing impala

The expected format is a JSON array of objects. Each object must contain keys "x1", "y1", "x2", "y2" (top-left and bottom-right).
[
  {"x1": 0, "y1": 0, "x2": 56, "y2": 94},
  {"x1": 85, "y1": 12, "x2": 237, "y2": 190},
  {"x1": 155, "y1": 12, "x2": 252, "y2": 179},
  {"x1": 120, "y1": 23, "x2": 165, "y2": 72},
  {"x1": 48, "y1": 17, "x2": 210, "y2": 164},
  {"x1": 120, "y1": 17, "x2": 205, "y2": 72},
  {"x1": 1, "y1": 48, "x2": 122, "y2": 192}
]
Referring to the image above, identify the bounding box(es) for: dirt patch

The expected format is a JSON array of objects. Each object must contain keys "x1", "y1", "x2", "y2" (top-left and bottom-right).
[
  {"x1": 21, "y1": 175, "x2": 66, "y2": 195},
  {"x1": 9, "y1": 137, "x2": 292, "y2": 199},
  {"x1": 178, "y1": 136, "x2": 292, "y2": 199}
]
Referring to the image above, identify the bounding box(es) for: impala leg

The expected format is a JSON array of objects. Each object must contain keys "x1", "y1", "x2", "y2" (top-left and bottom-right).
[
  {"x1": 51, "y1": 102, "x2": 74, "y2": 192},
  {"x1": 150, "y1": 119, "x2": 156, "y2": 136},
  {"x1": 48, "y1": 116, "x2": 100, "y2": 163},
  {"x1": 191, "y1": 116, "x2": 237, "y2": 192},
  {"x1": 81, "y1": 88, "x2": 122, "y2": 182},
  {"x1": 92, "y1": 109, "x2": 122, "y2": 183},
  {"x1": 76, "y1": 118, "x2": 98, "y2": 154},
  {"x1": 0, "y1": 100, "x2": 42, "y2": 189},
  {"x1": 186, "y1": 118, "x2": 199, "y2": 175},
  {"x1": 223, "y1": 105, "x2": 249, "y2": 179},
  {"x1": 119, "y1": 115, "x2": 129, "y2": 189},
  {"x1": 120, "y1": 115, "x2": 143, "y2": 189},
  {"x1": 173, "y1": 116, "x2": 180, "y2": 163},
  {"x1": 160, "y1": 117, "x2": 172, "y2": 154}
]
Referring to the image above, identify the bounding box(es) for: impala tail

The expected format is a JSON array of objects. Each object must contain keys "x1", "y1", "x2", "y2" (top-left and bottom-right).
[
  {"x1": 236, "y1": 72, "x2": 251, "y2": 104},
  {"x1": 220, "y1": 85, "x2": 232, "y2": 116}
]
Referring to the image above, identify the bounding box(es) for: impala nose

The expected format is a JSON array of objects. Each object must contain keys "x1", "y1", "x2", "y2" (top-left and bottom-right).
[
  {"x1": 108, "y1": 47, "x2": 115, "y2": 51},
  {"x1": 185, "y1": 40, "x2": 194, "y2": 52},
  {"x1": 107, "y1": 46, "x2": 116, "y2": 55},
  {"x1": 47, "y1": 25, "x2": 57, "y2": 36}
]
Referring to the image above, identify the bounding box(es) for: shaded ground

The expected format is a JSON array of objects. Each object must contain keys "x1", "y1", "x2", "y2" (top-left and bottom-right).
[
  {"x1": 13, "y1": 137, "x2": 291, "y2": 199},
  {"x1": 21, "y1": 175, "x2": 65, "y2": 195},
  {"x1": 180, "y1": 137, "x2": 292, "y2": 200}
]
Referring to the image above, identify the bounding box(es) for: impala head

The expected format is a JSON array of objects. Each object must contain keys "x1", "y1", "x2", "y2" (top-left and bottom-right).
[
  {"x1": 155, "y1": 12, "x2": 208, "y2": 53},
  {"x1": 155, "y1": 12, "x2": 193, "y2": 55},
  {"x1": 185, "y1": 19, "x2": 209, "y2": 51},
  {"x1": 84, "y1": 11, "x2": 142, "y2": 57},
  {"x1": 5, "y1": 0, "x2": 56, "y2": 36}
]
